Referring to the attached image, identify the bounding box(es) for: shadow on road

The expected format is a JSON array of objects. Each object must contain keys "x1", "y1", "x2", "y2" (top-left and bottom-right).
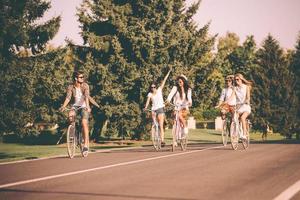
[{"x1": 0, "y1": 188, "x2": 198, "y2": 200}]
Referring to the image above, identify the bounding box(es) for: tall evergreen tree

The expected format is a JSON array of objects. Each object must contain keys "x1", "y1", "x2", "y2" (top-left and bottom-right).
[
  {"x1": 77, "y1": 0, "x2": 214, "y2": 139},
  {"x1": 0, "y1": 0, "x2": 61, "y2": 136},
  {"x1": 0, "y1": 0, "x2": 60, "y2": 58},
  {"x1": 289, "y1": 33, "x2": 300, "y2": 135},
  {"x1": 252, "y1": 35, "x2": 298, "y2": 136}
]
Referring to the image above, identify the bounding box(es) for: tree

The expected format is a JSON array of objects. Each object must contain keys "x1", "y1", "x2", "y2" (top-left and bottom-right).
[
  {"x1": 252, "y1": 35, "x2": 298, "y2": 136},
  {"x1": 0, "y1": 0, "x2": 61, "y2": 137},
  {"x1": 0, "y1": 0, "x2": 60, "y2": 58},
  {"x1": 77, "y1": 0, "x2": 214, "y2": 139},
  {"x1": 289, "y1": 33, "x2": 300, "y2": 136}
]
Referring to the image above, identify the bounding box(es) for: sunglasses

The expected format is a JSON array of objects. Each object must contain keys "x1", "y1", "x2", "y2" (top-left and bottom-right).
[
  {"x1": 151, "y1": 86, "x2": 156, "y2": 88},
  {"x1": 78, "y1": 76, "x2": 84, "y2": 79}
]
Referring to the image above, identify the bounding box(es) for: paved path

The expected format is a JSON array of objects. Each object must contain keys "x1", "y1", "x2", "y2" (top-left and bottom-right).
[{"x1": 0, "y1": 143, "x2": 300, "y2": 200}]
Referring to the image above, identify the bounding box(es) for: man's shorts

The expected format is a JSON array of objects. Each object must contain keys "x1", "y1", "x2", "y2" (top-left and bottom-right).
[{"x1": 73, "y1": 107, "x2": 89, "y2": 121}]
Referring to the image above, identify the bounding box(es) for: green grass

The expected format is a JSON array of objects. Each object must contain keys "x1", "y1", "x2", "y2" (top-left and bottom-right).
[{"x1": 0, "y1": 129, "x2": 293, "y2": 163}]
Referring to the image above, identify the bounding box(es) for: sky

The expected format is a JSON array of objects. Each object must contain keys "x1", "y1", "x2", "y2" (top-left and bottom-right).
[{"x1": 45, "y1": 0, "x2": 300, "y2": 49}]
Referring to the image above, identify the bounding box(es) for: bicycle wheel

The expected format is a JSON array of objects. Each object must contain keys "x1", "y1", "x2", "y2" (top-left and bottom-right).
[
  {"x1": 67, "y1": 124, "x2": 76, "y2": 158},
  {"x1": 171, "y1": 124, "x2": 177, "y2": 152},
  {"x1": 242, "y1": 122, "x2": 250, "y2": 150},
  {"x1": 180, "y1": 137, "x2": 188, "y2": 151},
  {"x1": 230, "y1": 121, "x2": 239, "y2": 150},
  {"x1": 222, "y1": 120, "x2": 229, "y2": 146},
  {"x1": 151, "y1": 125, "x2": 161, "y2": 151}
]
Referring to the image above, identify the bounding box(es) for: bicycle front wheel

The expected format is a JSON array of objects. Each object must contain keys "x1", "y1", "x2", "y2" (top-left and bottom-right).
[
  {"x1": 222, "y1": 120, "x2": 229, "y2": 146},
  {"x1": 180, "y1": 137, "x2": 188, "y2": 151},
  {"x1": 230, "y1": 122, "x2": 239, "y2": 150},
  {"x1": 242, "y1": 122, "x2": 250, "y2": 150},
  {"x1": 67, "y1": 124, "x2": 76, "y2": 158},
  {"x1": 151, "y1": 125, "x2": 161, "y2": 151}
]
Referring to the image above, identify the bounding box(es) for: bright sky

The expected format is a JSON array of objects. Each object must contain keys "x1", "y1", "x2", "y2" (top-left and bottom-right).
[{"x1": 46, "y1": 0, "x2": 300, "y2": 49}]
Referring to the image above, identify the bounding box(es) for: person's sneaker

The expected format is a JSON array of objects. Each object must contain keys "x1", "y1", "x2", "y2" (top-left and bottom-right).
[
  {"x1": 240, "y1": 135, "x2": 247, "y2": 140},
  {"x1": 82, "y1": 146, "x2": 89, "y2": 157},
  {"x1": 161, "y1": 141, "x2": 166, "y2": 147},
  {"x1": 173, "y1": 141, "x2": 178, "y2": 147}
]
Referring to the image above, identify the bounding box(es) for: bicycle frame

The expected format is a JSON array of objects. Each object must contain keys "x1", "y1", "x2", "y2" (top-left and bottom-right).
[
  {"x1": 65, "y1": 106, "x2": 86, "y2": 158},
  {"x1": 145, "y1": 109, "x2": 161, "y2": 151},
  {"x1": 230, "y1": 104, "x2": 250, "y2": 150},
  {"x1": 170, "y1": 103, "x2": 189, "y2": 151}
]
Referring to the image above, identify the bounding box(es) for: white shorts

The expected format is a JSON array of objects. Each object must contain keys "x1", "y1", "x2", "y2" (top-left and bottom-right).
[{"x1": 237, "y1": 104, "x2": 251, "y2": 114}]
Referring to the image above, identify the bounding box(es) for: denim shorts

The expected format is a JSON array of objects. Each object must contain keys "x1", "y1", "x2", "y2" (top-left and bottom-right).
[
  {"x1": 154, "y1": 107, "x2": 165, "y2": 115},
  {"x1": 73, "y1": 107, "x2": 89, "y2": 121}
]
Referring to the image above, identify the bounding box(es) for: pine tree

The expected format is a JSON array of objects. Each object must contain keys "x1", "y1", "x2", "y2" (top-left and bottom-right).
[
  {"x1": 0, "y1": 0, "x2": 61, "y2": 136},
  {"x1": 77, "y1": 0, "x2": 214, "y2": 139},
  {"x1": 289, "y1": 33, "x2": 300, "y2": 136},
  {"x1": 252, "y1": 35, "x2": 298, "y2": 136},
  {"x1": 0, "y1": 0, "x2": 60, "y2": 58}
]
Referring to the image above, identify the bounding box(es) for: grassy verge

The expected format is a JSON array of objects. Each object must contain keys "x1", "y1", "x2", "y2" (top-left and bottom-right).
[{"x1": 0, "y1": 129, "x2": 294, "y2": 163}]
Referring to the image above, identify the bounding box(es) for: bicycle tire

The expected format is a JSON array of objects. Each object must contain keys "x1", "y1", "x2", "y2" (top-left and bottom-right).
[
  {"x1": 67, "y1": 124, "x2": 76, "y2": 158},
  {"x1": 171, "y1": 124, "x2": 177, "y2": 152},
  {"x1": 151, "y1": 125, "x2": 161, "y2": 151},
  {"x1": 230, "y1": 121, "x2": 239, "y2": 150},
  {"x1": 242, "y1": 122, "x2": 250, "y2": 150},
  {"x1": 180, "y1": 138, "x2": 188, "y2": 151},
  {"x1": 222, "y1": 120, "x2": 230, "y2": 146}
]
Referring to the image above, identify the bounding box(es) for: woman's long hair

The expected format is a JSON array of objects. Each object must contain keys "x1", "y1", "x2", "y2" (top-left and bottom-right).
[
  {"x1": 176, "y1": 76, "x2": 190, "y2": 100},
  {"x1": 235, "y1": 73, "x2": 252, "y2": 89}
]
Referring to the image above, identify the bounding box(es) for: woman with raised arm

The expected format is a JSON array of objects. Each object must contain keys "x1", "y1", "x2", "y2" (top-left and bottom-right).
[
  {"x1": 166, "y1": 74, "x2": 192, "y2": 136},
  {"x1": 144, "y1": 69, "x2": 171, "y2": 147},
  {"x1": 234, "y1": 73, "x2": 252, "y2": 139}
]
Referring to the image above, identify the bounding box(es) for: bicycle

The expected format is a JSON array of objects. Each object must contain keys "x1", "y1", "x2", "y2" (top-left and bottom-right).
[
  {"x1": 217, "y1": 103, "x2": 233, "y2": 146},
  {"x1": 145, "y1": 109, "x2": 162, "y2": 151},
  {"x1": 169, "y1": 103, "x2": 189, "y2": 152},
  {"x1": 230, "y1": 104, "x2": 250, "y2": 150},
  {"x1": 64, "y1": 106, "x2": 89, "y2": 158}
]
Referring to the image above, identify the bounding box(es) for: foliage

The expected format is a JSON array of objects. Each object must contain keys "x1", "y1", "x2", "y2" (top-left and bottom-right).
[
  {"x1": 251, "y1": 35, "x2": 298, "y2": 136},
  {"x1": 77, "y1": 0, "x2": 214, "y2": 139},
  {"x1": 0, "y1": 0, "x2": 60, "y2": 57}
]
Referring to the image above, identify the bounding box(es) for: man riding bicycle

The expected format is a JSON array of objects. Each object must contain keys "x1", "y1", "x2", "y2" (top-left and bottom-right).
[{"x1": 60, "y1": 71, "x2": 91, "y2": 154}]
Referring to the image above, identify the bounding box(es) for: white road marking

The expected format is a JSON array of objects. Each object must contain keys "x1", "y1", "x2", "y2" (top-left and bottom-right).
[
  {"x1": 274, "y1": 180, "x2": 300, "y2": 200},
  {"x1": 0, "y1": 146, "x2": 141, "y2": 166},
  {"x1": 0, "y1": 145, "x2": 223, "y2": 189}
]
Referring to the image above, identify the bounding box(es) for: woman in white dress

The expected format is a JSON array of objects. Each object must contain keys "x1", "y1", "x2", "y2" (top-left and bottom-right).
[
  {"x1": 234, "y1": 73, "x2": 252, "y2": 139},
  {"x1": 166, "y1": 74, "x2": 192, "y2": 135}
]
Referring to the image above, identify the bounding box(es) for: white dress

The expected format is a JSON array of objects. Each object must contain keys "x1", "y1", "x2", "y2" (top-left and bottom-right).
[{"x1": 235, "y1": 84, "x2": 251, "y2": 114}]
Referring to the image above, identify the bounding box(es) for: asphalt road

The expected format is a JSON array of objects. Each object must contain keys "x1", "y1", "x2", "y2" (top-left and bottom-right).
[{"x1": 0, "y1": 142, "x2": 300, "y2": 200}]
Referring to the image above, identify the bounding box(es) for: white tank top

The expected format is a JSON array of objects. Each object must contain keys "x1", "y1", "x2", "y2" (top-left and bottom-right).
[
  {"x1": 147, "y1": 87, "x2": 164, "y2": 111},
  {"x1": 73, "y1": 87, "x2": 87, "y2": 108},
  {"x1": 235, "y1": 84, "x2": 247, "y2": 104}
]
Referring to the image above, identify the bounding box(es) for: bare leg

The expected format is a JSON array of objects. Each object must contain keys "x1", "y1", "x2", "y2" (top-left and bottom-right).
[
  {"x1": 157, "y1": 113, "x2": 165, "y2": 142},
  {"x1": 82, "y1": 119, "x2": 89, "y2": 147},
  {"x1": 240, "y1": 112, "x2": 250, "y2": 137},
  {"x1": 178, "y1": 111, "x2": 186, "y2": 128}
]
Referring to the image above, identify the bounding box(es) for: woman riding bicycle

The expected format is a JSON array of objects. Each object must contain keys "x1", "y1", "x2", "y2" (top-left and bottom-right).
[
  {"x1": 166, "y1": 74, "x2": 192, "y2": 136},
  {"x1": 144, "y1": 69, "x2": 171, "y2": 147},
  {"x1": 216, "y1": 75, "x2": 236, "y2": 119},
  {"x1": 234, "y1": 73, "x2": 252, "y2": 140}
]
